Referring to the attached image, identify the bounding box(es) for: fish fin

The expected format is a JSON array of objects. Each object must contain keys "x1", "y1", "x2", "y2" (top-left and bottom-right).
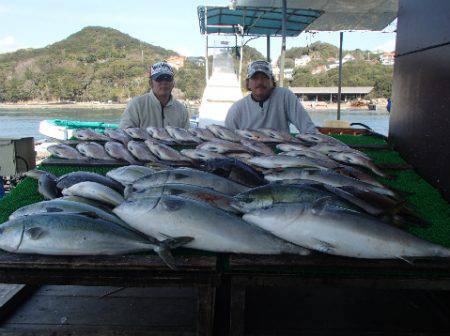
[
  {"x1": 154, "y1": 248, "x2": 178, "y2": 271},
  {"x1": 25, "y1": 227, "x2": 46, "y2": 240},
  {"x1": 398, "y1": 256, "x2": 415, "y2": 265},
  {"x1": 45, "y1": 207, "x2": 64, "y2": 213},
  {"x1": 311, "y1": 238, "x2": 336, "y2": 254},
  {"x1": 161, "y1": 236, "x2": 194, "y2": 249},
  {"x1": 78, "y1": 211, "x2": 100, "y2": 219},
  {"x1": 311, "y1": 196, "x2": 334, "y2": 213}
]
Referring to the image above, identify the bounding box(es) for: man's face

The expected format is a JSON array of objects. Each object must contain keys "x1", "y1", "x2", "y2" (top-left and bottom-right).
[
  {"x1": 151, "y1": 75, "x2": 174, "y2": 97},
  {"x1": 248, "y1": 72, "x2": 273, "y2": 98}
]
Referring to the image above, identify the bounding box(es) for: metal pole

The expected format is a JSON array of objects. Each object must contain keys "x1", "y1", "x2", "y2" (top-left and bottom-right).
[
  {"x1": 239, "y1": 32, "x2": 244, "y2": 85},
  {"x1": 280, "y1": 0, "x2": 287, "y2": 87},
  {"x1": 266, "y1": 35, "x2": 271, "y2": 62},
  {"x1": 337, "y1": 32, "x2": 344, "y2": 120},
  {"x1": 204, "y1": 6, "x2": 209, "y2": 83}
]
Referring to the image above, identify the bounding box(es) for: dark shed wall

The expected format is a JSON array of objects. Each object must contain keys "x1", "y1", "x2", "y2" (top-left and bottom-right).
[{"x1": 389, "y1": 0, "x2": 450, "y2": 201}]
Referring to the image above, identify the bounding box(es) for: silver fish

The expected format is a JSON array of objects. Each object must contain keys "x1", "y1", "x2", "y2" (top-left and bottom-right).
[
  {"x1": 279, "y1": 151, "x2": 341, "y2": 169},
  {"x1": 106, "y1": 165, "x2": 157, "y2": 186},
  {"x1": 9, "y1": 199, "x2": 127, "y2": 227},
  {"x1": 62, "y1": 181, "x2": 124, "y2": 207},
  {"x1": 125, "y1": 127, "x2": 150, "y2": 140},
  {"x1": 165, "y1": 126, "x2": 201, "y2": 143},
  {"x1": 146, "y1": 127, "x2": 178, "y2": 144},
  {"x1": 243, "y1": 202, "x2": 450, "y2": 259},
  {"x1": 104, "y1": 141, "x2": 140, "y2": 164},
  {"x1": 73, "y1": 129, "x2": 108, "y2": 141},
  {"x1": 144, "y1": 139, "x2": 191, "y2": 162},
  {"x1": 58, "y1": 195, "x2": 114, "y2": 211},
  {"x1": 236, "y1": 129, "x2": 280, "y2": 143},
  {"x1": 55, "y1": 171, "x2": 124, "y2": 193},
  {"x1": 328, "y1": 151, "x2": 385, "y2": 177},
  {"x1": 197, "y1": 139, "x2": 249, "y2": 154},
  {"x1": 128, "y1": 168, "x2": 248, "y2": 196},
  {"x1": 127, "y1": 140, "x2": 157, "y2": 162},
  {"x1": 248, "y1": 155, "x2": 336, "y2": 169},
  {"x1": 104, "y1": 128, "x2": 131, "y2": 145},
  {"x1": 264, "y1": 168, "x2": 394, "y2": 197},
  {"x1": 126, "y1": 183, "x2": 240, "y2": 214},
  {"x1": 259, "y1": 128, "x2": 293, "y2": 142},
  {"x1": 76, "y1": 142, "x2": 115, "y2": 161},
  {"x1": 232, "y1": 183, "x2": 361, "y2": 214},
  {"x1": 0, "y1": 213, "x2": 192, "y2": 270},
  {"x1": 114, "y1": 195, "x2": 310, "y2": 255},
  {"x1": 240, "y1": 139, "x2": 274, "y2": 156},
  {"x1": 310, "y1": 142, "x2": 370, "y2": 160},
  {"x1": 296, "y1": 132, "x2": 347, "y2": 146},
  {"x1": 38, "y1": 172, "x2": 60, "y2": 200},
  {"x1": 226, "y1": 152, "x2": 254, "y2": 163},
  {"x1": 180, "y1": 149, "x2": 226, "y2": 162},
  {"x1": 47, "y1": 144, "x2": 87, "y2": 161},
  {"x1": 188, "y1": 127, "x2": 217, "y2": 141},
  {"x1": 276, "y1": 143, "x2": 312, "y2": 152},
  {"x1": 206, "y1": 125, "x2": 241, "y2": 142}
]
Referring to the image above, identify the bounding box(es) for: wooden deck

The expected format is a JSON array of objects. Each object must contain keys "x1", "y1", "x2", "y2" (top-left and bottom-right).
[{"x1": 0, "y1": 253, "x2": 450, "y2": 334}]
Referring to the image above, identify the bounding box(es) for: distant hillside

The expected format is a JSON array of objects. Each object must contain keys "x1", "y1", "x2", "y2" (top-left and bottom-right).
[
  {"x1": 0, "y1": 26, "x2": 206, "y2": 102},
  {"x1": 280, "y1": 42, "x2": 393, "y2": 98}
]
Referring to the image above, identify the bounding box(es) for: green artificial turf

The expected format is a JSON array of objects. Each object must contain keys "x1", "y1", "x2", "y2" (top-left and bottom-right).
[{"x1": 1, "y1": 135, "x2": 450, "y2": 253}]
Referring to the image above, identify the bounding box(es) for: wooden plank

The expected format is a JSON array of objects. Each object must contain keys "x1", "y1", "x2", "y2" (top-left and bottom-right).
[
  {"x1": 229, "y1": 275, "x2": 450, "y2": 290},
  {"x1": 229, "y1": 286, "x2": 246, "y2": 336},
  {"x1": 0, "y1": 284, "x2": 36, "y2": 321},
  {"x1": 229, "y1": 254, "x2": 450, "y2": 271},
  {"x1": 0, "y1": 326, "x2": 195, "y2": 336},
  {"x1": 0, "y1": 253, "x2": 217, "y2": 271},
  {"x1": 37, "y1": 285, "x2": 197, "y2": 298},
  {"x1": 197, "y1": 285, "x2": 215, "y2": 336}
]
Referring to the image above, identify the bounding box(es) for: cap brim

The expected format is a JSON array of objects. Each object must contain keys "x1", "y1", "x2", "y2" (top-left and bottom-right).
[
  {"x1": 151, "y1": 72, "x2": 174, "y2": 80},
  {"x1": 248, "y1": 70, "x2": 271, "y2": 79}
]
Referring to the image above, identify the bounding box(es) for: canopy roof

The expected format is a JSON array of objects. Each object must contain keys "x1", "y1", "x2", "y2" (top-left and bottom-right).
[
  {"x1": 197, "y1": 6, "x2": 322, "y2": 36},
  {"x1": 236, "y1": 0, "x2": 398, "y2": 31},
  {"x1": 290, "y1": 86, "x2": 373, "y2": 94}
]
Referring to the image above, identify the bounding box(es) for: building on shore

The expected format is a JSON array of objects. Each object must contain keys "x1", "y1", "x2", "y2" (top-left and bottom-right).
[{"x1": 290, "y1": 86, "x2": 374, "y2": 102}]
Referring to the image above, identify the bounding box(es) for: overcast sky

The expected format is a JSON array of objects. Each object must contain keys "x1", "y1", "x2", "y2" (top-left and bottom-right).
[{"x1": 0, "y1": 0, "x2": 397, "y2": 58}]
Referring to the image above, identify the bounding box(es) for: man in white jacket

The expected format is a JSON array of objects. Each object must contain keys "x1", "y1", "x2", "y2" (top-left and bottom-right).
[
  {"x1": 225, "y1": 60, "x2": 316, "y2": 133},
  {"x1": 120, "y1": 61, "x2": 189, "y2": 129}
]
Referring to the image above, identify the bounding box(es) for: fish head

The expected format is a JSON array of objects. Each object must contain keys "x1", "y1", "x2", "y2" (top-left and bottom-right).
[
  {"x1": 243, "y1": 203, "x2": 308, "y2": 232},
  {"x1": 0, "y1": 221, "x2": 24, "y2": 252},
  {"x1": 113, "y1": 197, "x2": 161, "y2": 222}
]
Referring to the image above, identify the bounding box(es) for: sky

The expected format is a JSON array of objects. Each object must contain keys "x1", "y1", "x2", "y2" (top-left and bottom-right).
[{"x1": 0, "y1": 0, "x2": 397, "y2": 59}]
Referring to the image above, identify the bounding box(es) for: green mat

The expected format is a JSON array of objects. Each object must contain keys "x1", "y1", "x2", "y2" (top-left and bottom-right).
[{"x1": 1, "y1": 134, "x2": 450, "y2": 250}]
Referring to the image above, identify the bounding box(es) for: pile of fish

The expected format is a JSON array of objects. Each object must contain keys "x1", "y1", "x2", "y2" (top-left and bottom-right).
[{"x1": 2, "y1": 125, "x2": 449, "y2": 269}]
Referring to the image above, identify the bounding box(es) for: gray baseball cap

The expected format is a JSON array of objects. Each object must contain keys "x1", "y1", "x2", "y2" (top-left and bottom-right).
[
  {"x1": 247, "y1": 60, "x2": 273, "y2": 79},
  {"x1": 150, "y1": 61, "x2": 174, "y2": 80}
]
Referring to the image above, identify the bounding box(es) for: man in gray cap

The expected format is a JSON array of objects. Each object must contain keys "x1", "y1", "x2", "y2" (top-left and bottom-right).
[
  {"x1": 119, "y1": 61, "x2": 189, "y2": 129},
  {"x1": 225, "y1": 60, "x2": 316, "y2": 133}
]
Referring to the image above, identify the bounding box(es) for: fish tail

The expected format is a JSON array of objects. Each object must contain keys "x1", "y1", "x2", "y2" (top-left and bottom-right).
[{"x1": 153, "y1": 236, "x2": 194, "y2": 270}]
